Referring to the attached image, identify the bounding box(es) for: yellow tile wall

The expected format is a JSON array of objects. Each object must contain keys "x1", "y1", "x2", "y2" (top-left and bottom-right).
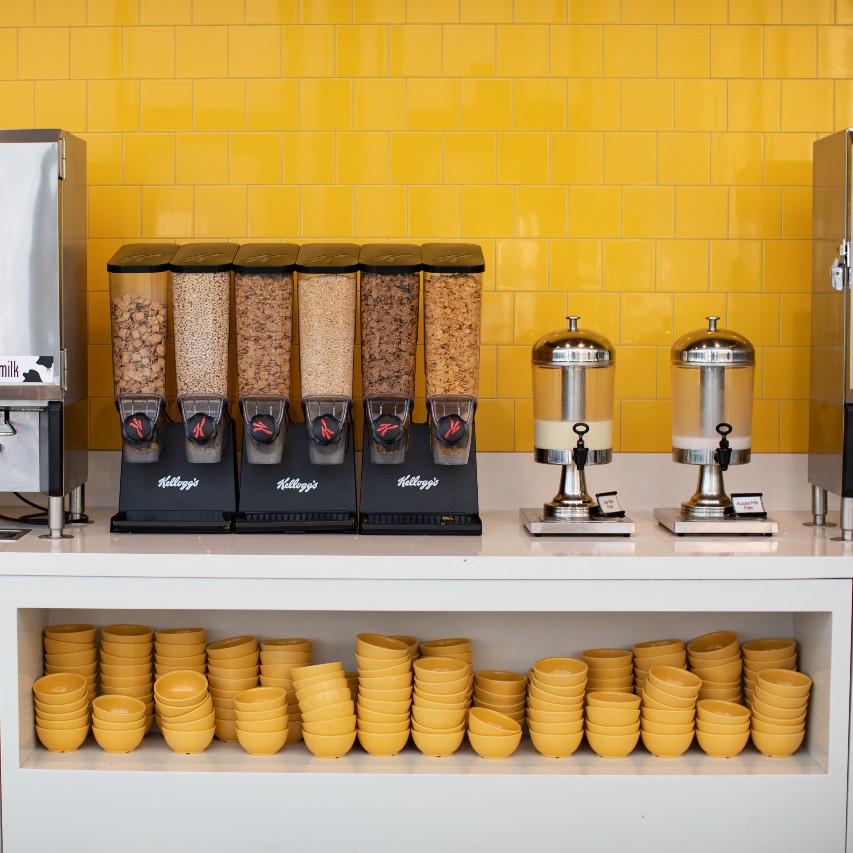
[{"x1": 2, "y1": 1, "x2": 843, "y2": 453}]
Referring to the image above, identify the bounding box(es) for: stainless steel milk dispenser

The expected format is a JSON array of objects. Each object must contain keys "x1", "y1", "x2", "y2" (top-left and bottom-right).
[{"x1": 0, "y1": 130, "x2": 87, "y2": 539}]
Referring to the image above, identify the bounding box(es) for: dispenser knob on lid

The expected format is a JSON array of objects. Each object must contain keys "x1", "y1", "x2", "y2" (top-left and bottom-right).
[
  {"x1": 249, "y1": 414, "x2": 277, "y2": 444},
  {"x1": 372, "y1": 413, "x2": 404, "y2": 445},
  {"x1": 187, "y1": 413, "x2": 216, "y2": 444},
  {"x1": 311, "y1": 414, "x2": 341, "y2": 445},
  {"x1": 123, "y1": 413, "x2": 153, "y2": 443},
  {"x1": 435, "y1": 414, "x2": 467, "y2": 446}
]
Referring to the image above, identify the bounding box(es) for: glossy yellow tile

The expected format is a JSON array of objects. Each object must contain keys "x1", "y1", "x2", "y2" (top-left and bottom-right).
[
  {"x1": 604, "y1": 133, "x2": 656, "y2": 185},
  {"x1": 140, "y1": 80, "x2": 193, "y2": 131},
  {"x1": 443, "y1": 25, "x2": 495, "y2": 76},
  {"x1": 730, "y1": 188, "x2": 782, "y2": 239},
  {"x1": 710, "y1": 240, "x2": 762, "y2": 292},
  {"x1": 495, "y1": 240, "x2": 548, "y2": 292},
  {"x1": 299, "y1": 79, "x2": 352, "y2": 130},
  {"x1": 124, "y1": 133, "x2": 175, "y2": 184},
  {"x1": 782, "y1": 0, "x2": 831, "y2": 22},
  {"x1": 19, "y1": 27, "x2": 68, "y2": 79},
  {"x1": 551, "y1": 133, "x2": 603, "y2": 185},
  {"x1": 444, "y1": 133, "x2": 495, "y2": 184},
  {"x1": 658, "y1": 134, "x2": 709, "y2": 185},
  {"x1": 550, "y1": 240, "x2": 602, "y2": 292},
  {"x1": 782, "y1": 187, "x2": 812, "y2": 240},
  {"x1": 514, "y1": 80, "x2": 566, "y2": 132},
  {"x1": 37, "y1": 0, "x2": 85, "y2": 26},
  {"x1": 406, "y1": 79, "x2": 458, "y2": 130},
  {"x1": 336, "y1": 24, "x2": 388, "y2": 77},
  {"x1": 569, "y1": 187, "x2": 620, "y2": 238},
  {"x1": 461, "y1": 186, "x2": 514, "y2": 237},
  {"x1": 283, "y1": 25, "x2": 334, "y2": 76},
  {"x1": 0, "y1": 30, "x2": 15, "y2": 79},
  {"x1": 139, "y1": 0, "x2": 192, "y2": 24},
  {"x1": 474, "y1": 400, "x2": 515, "y2": 451},
  {"x1": 567, "y1": 80, "x2": 621, "y2": 131},
  {"x1": 389, "y1": 25, "x2": 441, "y2": 77},
  {"x1": 192, "y1": 0, "x2": 244, "y2": 23},
  {"x1": 87, "y1": 239, "x2": 122, "y2": 292},
  {"x1": 35, "y1": 81, "x2": 85, "y2": 131},
  {"x1": 565, "y1": 292, "x2": 621, "y2": 341},
  {"x1": 496, "y1": 346, "x2": 533, "y2": 397},
  {"x1": 88, "y1": 80, "x2": 138, "y2": 131},
  {"x1": 779, "y1": 399, "x2": 809, "y2": 452},
  {"x1": 764, "y1": 348, "x2": 810, "y2": 399},
  {"x1": 765, "y1": 134, "x2": 815, "y2": 186},
  {"x1": 676, "y1": 0, "x2": 727, "y2": 23},
  {"x1": 567, "y1": 0, "x2": 619, "y2": 23},
  {"x1": 511, "y1": 0, "x2": 564, "y2": 22},
  {"x1": 409, "y1": 185, "x2": 461, "y2": 238},
  {"x1": 477, "y1": 345, "x2": 497, "y2": 398},
  {"x1": 763, "y1": 240, "x2": 811, "y2": 293},
  {"x1": 818, "y1": 24, "x2": 853, "y2": 78},
  {"x1": 353, "y1": 79, "x2": 406, "y2": 130},
  {"x1": 658, "y1": 25, "x2": 709, "y2": 77},
  {"x1": 657, "y1": 241, "x2": 709, "y2": 293},
  {"x1": 228, "y1": 25, "x2": 281, "y2": 78},
  {"x1": 195, "y1": 186, "x2": 247, "y2": 237},
  {"x1": 460, "y1": 79, "x2": 513, "y2": 130},
  {"x1": 247, "y1": 186, "x2": 300, "y2": 240},
  {"x1": 676, "y1": 187, "x2": 728, "y2": 239},
  {"x1": 406, "y1": 0, "x2": 458, "y2": 23},
  {"x1": 141, "y1": 186, "x2": 194, "y2": 238},
  {"x1": 711, "y1": 133, "x2": 763, "y2": 185},
  {"x1": 89, "y1": 187, "x2": 140, "y2": 239},
  {"x1": 497, "y1": 133, "x2": 548, "y2": 184},
  {"x1": 731, "y1": 0, "x2": 781, "y2": 23},
  {"x1": 496, "y1": 24, "x2": 549, "y2": 77},
  {"x1": 750, "y1": 400, "x2": 779, "y2": 451},
  {"x1": 89, "y1": 396, "x2": 121, "y2": 450},
  {"x1": 389, "y1": 132, "x2": 440, "y2": 184},
  {"x1": 514, "y1": 292, "x2": 568, "y2": 344},
  {"x1": 88, "y1": 352, "x2": 113, "y2": 412},
  {"x1": 550, "y1": 26, "x2": 602, "y2": 77},
  {"x1": 194, "y1": 80, "x2": 246, "y2": 131},
  {"x1": 781, "y1": 81, "x2": 833, "y2": 133},
  {"x1": 621, "y1": 400, "x2": 673, "y2": 451},
  {"x1": 460, "y1": 0, "x2": 512, "y2": 22},
  {"x1": 481, "y1": 292, "x2": 513, "y2": 345},
  {"x1": 176, "y1": 133, "x2": 228, "y2": 184},
  {"x1": 352, "y1": 0, "x2": 405, "y2": 22},
  {"x1": 229, "y1": 133, "x2": 282, "y2": 184},
  {"x1": 765, "y1": 26, "x2": 816, "y2": 78},
  {"x1": 0, "y1": 2, "x2": 34, "y2": 26},
  {"x1": 627, "y1": 0, "x2": 676, "y2": 22},
  {"x1": 621, "y1": 80, "x2": 673, "y2": 131},
  {"x1": 605, "y1": 26, "x2": 656, "y2": 78},
  {"x1": 674, "y1": 80, "x2": 726, "y2": 131},
  {"x1": 246, "y1": 0, "x2": 299, "y2": 23},
  {"x1": 70, "y1": 27, "x2": 120, "y2": 78},
  {"x1": 174, "y1": 26, "x2": 227, "y2": 77},
  {"x1": 727, "y1": 293, "x2": 780, "y2": 346},
  {"x1": 87, "y1": 291, "x2": 110, "y2": 347},
  {"x1": 122, "y1": 25, "x2": 174, "y2": 78},
  {"x1": 623, "y1": 187, "x2": 674, "y2": 239},
  {"x1": 711, "y1": 25, "x2": 762, "y2": 77},
  {"x1": 836, "y1": 80, "x2": 853, "y2": 130},
  {"x1": 780, "y1": 293, "x2": 811, "y2": 346},
  {"x1": 622, "y1": 293, "x2": 673, "y2": 345},
  {"x1": 614, "y1": 347, "x2": 657, "y2": 398},
  {"x1": 515, "y1": 186, "x2": 567, "y2": 238},
  {"x1": 299, "y1": 0, "x2": 350, "y2": 23},
  {"x1": 336, "y1": 132, "x2": 388, "y2": 184},
  {"x1": 283, "y1": 132, "x2": 334, "y2": 183},
  {"x1": 729, "y1": 80, "x2": 781, "y2": 132},
  {"x1": 603, "y1": 240, "x2": 655, "y2": 292},
  {"x1": 246, "y1": 80, "x2": 299, "y2": 131},
  {"x1": 354, "y1": 186, "x2": 407, "y2": 237},
  {"x1": 82, "y1": 133, "x2": 122, "y2": 185},
  {"x1": 673, "y1": 293, "x2": 727, "y2": 339},
  {"x1": 514, "y1": 398, "x2": 534, "y2": 451}
]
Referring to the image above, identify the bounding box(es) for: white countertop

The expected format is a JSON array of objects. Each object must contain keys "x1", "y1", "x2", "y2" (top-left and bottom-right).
[{"x1": 0, "y1": 509, "x2": 849, "y2": 581}]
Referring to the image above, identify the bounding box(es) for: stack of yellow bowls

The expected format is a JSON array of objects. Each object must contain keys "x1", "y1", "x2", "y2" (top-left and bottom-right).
[
  {"x1": 259, "y1": 638, "x2": 312, "y2": 743},
  {"x1": 632, "y1": 639, "x2": 686, "y2": 695},
  {"x1": 527, "y1": 657, "x2": 586, "y2": 758},
  {"x1": 741, "y1": 638, "x2": 797, "y2": 706},
  {"x1": 694, "y1": 699, "x2": 751, "y2": 757},
  {"x1": 582, "y1": 648, "x2": 634, "y2": 694},
  {"x1": 154, "y1": 628, "x2": 207, "y2": 677},
  {"x1": 390, "y1": 635, "x2": 419, "y2": 661},
  {"x1": 419, "y1": 638, "x2": 473, "y2": 701},
  {"x1": 154, "y1": 669, "x2": 215, "y2": 754},
  {"x1": 472, "y1": 670, "x2": 527, "y2": 724},
  {"x1": 411, "y1": 657, "x2": 470, "y2": 756},
  {"x1": 687, "y1": 631, "x2": 742, "y2": 703},
  {"x1": 355, "y1": 633, "x2": 412, "y2": 757},
  {"x1": 584, "y1": 690, "x2": 642, "y2": 758},
  {"x1": 100, "y1": 624, "x2": 154, "y2": 733},
  {"x1": 467, "y1": 707, "x2": 522, "y2": 759},
  {"x1": 293, "y1": 661, "x2": 357, "y2": 758},
  {"x1": 640, "y1": 665, "x2": 702, "y2": 757},
  {"x1": 43, "y1": 624, "x2": 97, "y2": 702},
  {"x1": 33, "y1": 672, "x2": 90, "y2": 753},
  {"x1": 750, "y1": 669, "x2": 811, "y2": 757},
  {"x1": 206, "y1": 635, "x2": 259, "y2": 742},
  {"x1": 234, "y1": 686, "x2": 288, "y2": 756},
  {"x1": 91, "y1": 695, "x2": 147, "y2": 754}
]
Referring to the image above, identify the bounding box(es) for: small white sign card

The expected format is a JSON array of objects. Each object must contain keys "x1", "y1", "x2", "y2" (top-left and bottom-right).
[
  {"x1": 595, "y1": 491, "x2": 625, "y2": 517},
  {"x1": 0, "y1": 355, "x2": 55, "y2": 384},
  {"x1": 729, "y1": 493, "x2": 767, "y2": 517}
]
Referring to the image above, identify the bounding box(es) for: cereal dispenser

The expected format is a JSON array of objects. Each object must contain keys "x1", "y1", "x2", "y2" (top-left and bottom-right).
[
  {"x1": 520, "y1": 317, "x2": 634, "y2": 536},
  {"x1": 654, "y1": 316, "x2": 778, "y2": 535}
]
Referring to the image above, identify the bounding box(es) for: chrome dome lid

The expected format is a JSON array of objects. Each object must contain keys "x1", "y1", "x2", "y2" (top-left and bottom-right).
[
  {"x1": 672, "y1": 316, "x2": 754, "y2": 365},
  {"x1": 532, "y1": 316, "x2": 615, "y2": 365}
]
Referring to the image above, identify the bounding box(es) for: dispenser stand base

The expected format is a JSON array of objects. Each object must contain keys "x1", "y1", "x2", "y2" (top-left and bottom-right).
[
  {"x1": 654, "y1": 507, "x2": 778, "y2": 536},
  {"x1": 520, "y1": 508, "x2": 635, "y2": 536}
]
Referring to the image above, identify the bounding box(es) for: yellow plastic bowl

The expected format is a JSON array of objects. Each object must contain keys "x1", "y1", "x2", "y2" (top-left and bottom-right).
[
  {"x1": 741, "y1": 638, "x2": 797, "y2": 661},
  {"x1": 157, "y1": 695, "x2": 211, "y2": 720},
  {"x1": 354, "y1": 656, "x2": 411, "y2": 675},
  {"x1": 647, "y1": 666, "x2": 702, "y2": 697},
  {"x1": 34, "y1": 713, "x2": 89, "y2": 730},
  {"x1": 474, "y1": 696, "x2": 525, "y2": 715},
  {"x1": 206, "y1": 636, "x2": 258, "y2": 660},
  {"x1": 92, "y1": 695, "x2": 146, "y2": 723},
  {"x1": 34, "y1": 699, "x2": 89, "y2": 721},
  {"x1": 207, "y1": 675, "x2": 258, "y2": 693},
  {"x1": 467, "y1": 728, "x2": 521, "y2": 759},
  {"x1": 161, "y1": 710, "x2": 216, "y2": 732},
  {"x1": 356, "y1": 704, "x2": 411, "y2": 724},
  {"x1": 586, "y1": 691, "x2": 642, "y2": 709},
  {"x1": 632, "y1": 639, "x2": 684, "y2": 658},
  {"x1": 755, "y1": 669, "x2": 812, "y2": 699},
  {"x1": 586, "y1": 720, "x2": 640, "y2": 736},
  {"x1": 528, "y1": 681, "x2": 585, "y2": 702},
  {"x1": 529, "y1": 729, "x2": 584, "y2": 758},
  {"x1": 419, "y1": 638, "x2": 471, "y2": 656},
  {"x1": 411, "y1": 728, "x2": 465, "y2": 757},
  {"x1": 752, "y1": 686, "x2": 808, "y2": 710},
  {"x1": 642, "y1": 681, "x2": 697, "y2": 709},
  {"x1": 356, "y1": 695, "x2": 412, "y2": 716},
  {"x1": 585, "y1": 706, "x2": 641, "y2": 728},
  {"x1": 474, "y1": 670, "x2": 527, "y2": 694},
  {"x1": 586, "y1": 676, "x2": 635, "y2": 691},
  {"x1": 291, "y1": 662, "x2": 344, "y2": 683},
  {"x1": 750, "y1": 728, "x2": 805, "y2": 757},
  {"x1": 696, "y1": 719, "x2": 750, "y2": 735},
  {"x1": 302, "y1": 715, "x2": 357, "y2": 737},
  {"x1": 33, "y1": 672, "x2": 87, "y2": 705},
  {"x1": 301, "y1": 700, "x2": 355, "y2": 724},
  {"x1": 99, "y1": 640, "x2": 152, "y2": 659},
  {"x1": 640, "y1": 719, "x2": 694, "y2": 735},
  {"x1": 413, "y1": 657, "x2": 468, "y2": 682},
  {"x1": 686, "y1": 631, "x2": 739, "y2": 659},
  {"x1": 581, "y1": 648, "x2": 633, "y2": 668},
  {"x1": 154, "y1": 627, "x2": 206, "y2": 645},
  {"x1": 100, "y1": 673, "x2": 152, "y2": 689},
  {"x1": 585, "y1": 728, "x2": 641, "y2": 759},
  {"x1": 356, "y1": 719, "x2": 410, "y2": 735},
  {"x1": 527, "y1": 707, "x2": 584, "y2": 724},
  {"x1": 692, "y1": 659, "x2": 743, "y2": 684},
  {"x1": 696, "y1": 728, "x2": 750, "y2": 758},
  {"x1": 261, "y1": 637, "x2": 312, "y2": 651},
  {"x1": 356, "y1": 728, "x2": 410, "y2": 756},
  {"x1": 92, "y1": 725, "x2": 145, "y2": 754},
  {"x1": 161, "y1": 726, "x2": 215, "y2": 754},
  {"x1": 527, "y1": 718, "x2": 584, "y2": 735},
  {"x1": 587, "y1": 662, "x2": 635, "y2": 679},
  {"x1": 102, "y1": 684, "x2": 153, "y2": 701},
  {"x1": 468, "y1": 707, "x2": 522, "y2": 736},
  {"x1": 743, "y1": 655, "x2": 797, "y2": 674},
  {"x1": 532, "y1": 658, "x2": 588, "y2": 687},
  {"x1": 153, "y1": 670, "x2": 209, "y2": 705},
  {"x1": 44, "y1": 623, "x2": 96, "y2": 643},
  {"x1": 751, "y1": 715, "x2": 805, "y2": 734},
  {"x1": 235, "y1": 727, "x2": 288, "y2": 756},
  {"x1": 751, "y1": 695, "x2": 807, "y2": 721},
  {"x1": 640, "y1": 728, "x2": 695, "y2": 757},
  {"x1": 102, "y1": 624, "x2": 154, "y2": 644},
  {"x1": 214, "y1": 717, "x2": 238, "y2": 743},
  {"x1": 304, "y1": 729, "x2": 358, "y2": 758},
  {"x1": 355, "y1": 633, "x2": 409, "y2": 660},
  {"x1": 359, "y1": 673, "x2": 414, "y2": 692},
  {"x1": 233, "y1": 687, "x2": 286, "y2": 711},
  {"x1": 260, "y1": 651, "x2": 311, "y2": 666},
  {"x1": 43, "y1": 635, "x2": 95, "y2": 655},
  {"x1": 155, "y1": 645, "x2": 207, "y2": 660},
  {"x1": 36, "y1": 724, "x2": 89, "y2": 752},
  {"x1": 299, "y1": 688, "x2": 355, "y2": 714},
  {"x1": 696, "y1": 699, "x2": 750, "y2": 724},
  {"x1": 411, "y1": 692, "x2": 468, "y2": 711}
]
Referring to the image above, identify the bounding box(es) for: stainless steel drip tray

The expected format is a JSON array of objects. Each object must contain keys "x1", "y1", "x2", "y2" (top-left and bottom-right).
[
  {"x1": 520, "y1": 508, "x2": 635, "y2": 537},
  {"x1": 0, "y1": 528, "x2": 30, "y2": 541},
  {"x1": 654, "y1": 507, "x2": 778, "y2": 536}
]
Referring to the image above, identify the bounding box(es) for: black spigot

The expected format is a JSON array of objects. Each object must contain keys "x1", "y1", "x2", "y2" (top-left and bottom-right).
[
  {"x1": 714, "y1": 422, "x2": 733, "y2": 471},
  {"x1": 572, "y1": 422, "x2": 590, "y2": 471}
]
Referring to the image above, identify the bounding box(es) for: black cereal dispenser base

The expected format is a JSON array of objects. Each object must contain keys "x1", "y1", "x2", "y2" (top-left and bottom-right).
[
  {"x1": 110, "y1": 420, "x2": 237, "y2": 533},
  {"x1": 359, "y1": 422, "x2": 482, "y2": 535}
]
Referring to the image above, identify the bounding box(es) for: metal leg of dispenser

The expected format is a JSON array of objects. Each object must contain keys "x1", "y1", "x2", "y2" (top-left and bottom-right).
[
  {"x1": 831, "y1": 496, "x2": 853, "y2": 542},
  {"x1": 804, "y1": 484, "x2": 836, "y2": 527},
  {"x1": 39, "y1": 495, "x2": 72, "y2": 540},
  {"x1": 68, "y1": 484, "x2": 86, "y2": 522}
]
